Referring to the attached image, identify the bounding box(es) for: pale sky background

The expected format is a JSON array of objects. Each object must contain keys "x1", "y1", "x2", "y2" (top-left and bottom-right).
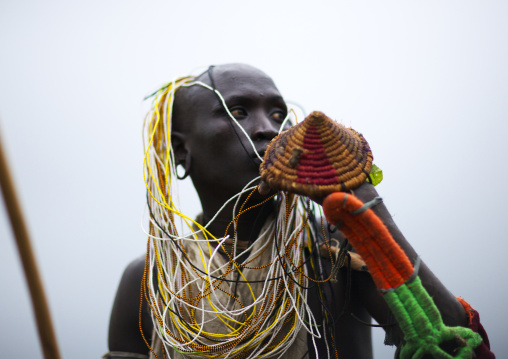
[{"x1": 1, "y1": 1, "x2": 507, "y2": 358}]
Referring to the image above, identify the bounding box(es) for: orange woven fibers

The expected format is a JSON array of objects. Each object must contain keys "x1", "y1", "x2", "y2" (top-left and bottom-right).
[
  {"x1": 456, "y1": 297, "x2": 475, "y2": 326},
  {"x1": 322, "y1": 192, "x2": 413, "y2": 291}
]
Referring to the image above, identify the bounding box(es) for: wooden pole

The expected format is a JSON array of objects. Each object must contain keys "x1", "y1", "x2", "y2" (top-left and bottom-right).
[{"x1": 0, "y1": 124, "x2": 62, "y2": 359}]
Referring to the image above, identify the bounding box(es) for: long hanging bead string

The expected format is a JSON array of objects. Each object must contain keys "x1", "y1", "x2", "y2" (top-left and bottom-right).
[
  {"x1": 147, "y1": 188, "x2": 312, "y2": 358},
  {"x1": 142, "y1": 77, "x2": 323, "y2": 358}
]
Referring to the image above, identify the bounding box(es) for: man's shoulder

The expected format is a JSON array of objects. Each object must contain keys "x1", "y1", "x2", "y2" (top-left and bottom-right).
[
  {"x1": 111, "y1": 254, "x2": 147, "y2": 316},
  {"x1": 108, "y1": 253, "x2": 153, "y2": 354},
  {"x1": 122, "y1": 254, "x2": 146, "y2": 282}
]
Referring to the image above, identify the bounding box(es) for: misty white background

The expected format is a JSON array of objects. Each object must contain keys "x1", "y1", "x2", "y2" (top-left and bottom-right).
[{"x1": 1, "y1": 1, "x2": 507, "y2": 358}]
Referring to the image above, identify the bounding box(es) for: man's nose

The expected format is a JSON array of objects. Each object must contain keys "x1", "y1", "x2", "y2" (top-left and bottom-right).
[{"x1": 251, "y1": 113, "x2": 279, "y2": 141}]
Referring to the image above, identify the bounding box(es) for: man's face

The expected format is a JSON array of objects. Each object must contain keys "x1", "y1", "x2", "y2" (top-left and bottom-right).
[{"x1": 178, "y1": 64, "x2": 290, "y2": 197}]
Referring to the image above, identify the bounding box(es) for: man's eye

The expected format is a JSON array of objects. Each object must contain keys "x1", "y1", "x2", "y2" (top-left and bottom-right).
[
  {"x1": 271, "y1": 111, "x2": 286, "y2": 122},
  {"x1": 230, "y1": 108, "x2": 247, "y2": 118}
]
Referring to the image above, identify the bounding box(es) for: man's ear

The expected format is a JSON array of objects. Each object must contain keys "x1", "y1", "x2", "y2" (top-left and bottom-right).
[
  {"x1": 171, "y1": 131, "x2": 187, "y2": 166},
  {"x1": 171, "y1": 131, "x2": 191, "y2": 179}
]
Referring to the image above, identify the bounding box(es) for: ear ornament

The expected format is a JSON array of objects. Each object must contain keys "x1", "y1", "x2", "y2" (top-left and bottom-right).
[{"x1": 176, "y1": 151, "x2": 191, "y2": 180}]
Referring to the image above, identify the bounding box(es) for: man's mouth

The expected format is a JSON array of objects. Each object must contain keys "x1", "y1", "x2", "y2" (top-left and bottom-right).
[{"x1": 251, "y1": 149, "x2": 266, "y2": 165}]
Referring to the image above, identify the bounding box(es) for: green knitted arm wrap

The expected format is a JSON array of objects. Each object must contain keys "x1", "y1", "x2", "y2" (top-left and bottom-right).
[{"x1": 384, "y1": 277, "x2": 482, "y2": 359}]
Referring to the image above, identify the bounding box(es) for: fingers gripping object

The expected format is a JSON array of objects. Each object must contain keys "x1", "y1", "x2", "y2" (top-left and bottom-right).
[{"x1": 322, "y1": 192, "x2": 482, "y2": 359}]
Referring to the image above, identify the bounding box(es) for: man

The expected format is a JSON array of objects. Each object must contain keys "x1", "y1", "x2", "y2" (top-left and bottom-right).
[{"x1": 106, "y1": 64, "x2": 493, "y2": 358}]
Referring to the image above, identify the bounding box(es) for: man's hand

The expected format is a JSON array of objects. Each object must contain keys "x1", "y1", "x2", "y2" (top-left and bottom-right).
[{"x1": 304, "y1": 239, "x2": 368, "y2": 272}]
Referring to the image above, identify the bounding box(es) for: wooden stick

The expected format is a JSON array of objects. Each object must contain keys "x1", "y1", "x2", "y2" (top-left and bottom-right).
[{"x1": 0, "y1": 124, "x2": 62, "y2": 359}]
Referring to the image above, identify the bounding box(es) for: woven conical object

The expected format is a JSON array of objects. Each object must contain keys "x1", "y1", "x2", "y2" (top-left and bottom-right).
[{"x1": 260, "y1": 111, "x2": 373, "y2": 197}]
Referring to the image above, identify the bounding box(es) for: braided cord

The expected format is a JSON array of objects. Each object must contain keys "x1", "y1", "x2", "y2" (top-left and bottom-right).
[{"x1": 322, "y1": 192, "x2": 482, "y2": 359}]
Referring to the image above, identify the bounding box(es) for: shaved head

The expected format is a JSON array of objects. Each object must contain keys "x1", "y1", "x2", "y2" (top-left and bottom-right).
[{"x1": 172, "y1": 64, "x2": 279, "y2": 134}]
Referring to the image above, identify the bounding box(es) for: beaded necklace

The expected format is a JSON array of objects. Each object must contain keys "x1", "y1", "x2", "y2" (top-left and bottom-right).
[{"x1": 141, "y1": 77, "x2": 329, "y2": 358}]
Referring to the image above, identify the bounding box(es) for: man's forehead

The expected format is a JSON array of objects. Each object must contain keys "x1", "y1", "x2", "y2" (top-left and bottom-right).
[
  {"x1": 195, "y1": 63, "x2": 268, "y2": 84},
  {"x1": 211, "y1": 63, "x2": 271, "y2": 81},
  {"x1": 212, "y1": 66, "x2": 280, "y2": 97},
  {"x1": 182, "y1": 65, "x2": 280, "y2": 103},
  {"x1": 177, "y1": 64, "x2": 283, "y2": 109}
]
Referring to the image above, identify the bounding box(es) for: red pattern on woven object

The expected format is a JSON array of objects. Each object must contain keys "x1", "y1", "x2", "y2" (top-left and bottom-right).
[
  {"x1": 322, "y1": 192, "x2": 413, "y2": 291},
  {"x1": 296, "y1": 125, "x2": 337, "y2": 185}
]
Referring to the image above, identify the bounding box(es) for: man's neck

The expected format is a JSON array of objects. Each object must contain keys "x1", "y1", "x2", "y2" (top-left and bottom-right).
[{"x1": 200, "y1": 195, "x2": 275, "y2": 244}]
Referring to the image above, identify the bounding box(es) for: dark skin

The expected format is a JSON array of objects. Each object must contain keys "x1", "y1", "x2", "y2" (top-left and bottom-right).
[{"x1": 108, "y1": 64, "x2": 467, "y2": 358}]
